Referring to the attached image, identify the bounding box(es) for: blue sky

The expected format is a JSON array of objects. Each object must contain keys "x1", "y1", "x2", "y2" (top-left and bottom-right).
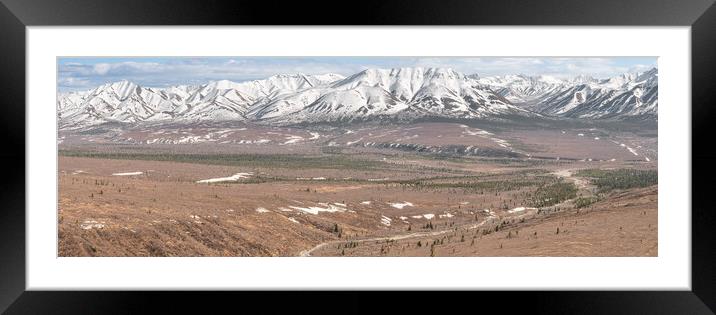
[{"x1": 58, "y1": 57, "x2": 657, "y2": 92}]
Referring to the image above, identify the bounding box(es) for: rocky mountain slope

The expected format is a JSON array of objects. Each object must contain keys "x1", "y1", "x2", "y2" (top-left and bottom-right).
[
  {"x1": 477, "y1": 68, "x2": 658, "y2": 119},
  {"x1": 57, "y1": 67, "x2": 657, "y2": 130}
]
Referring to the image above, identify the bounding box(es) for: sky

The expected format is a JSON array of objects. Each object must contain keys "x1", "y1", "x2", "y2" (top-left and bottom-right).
[{"x1": 57, "y1": 57, "x2": 657, "y2": 92}]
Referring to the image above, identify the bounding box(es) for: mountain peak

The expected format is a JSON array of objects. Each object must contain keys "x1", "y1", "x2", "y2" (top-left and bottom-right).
[
  {"x1": 267, "y1": 73, "x2": 306, "y2": 80},
  {"x1": 346, "y1": 67, "x2": 465, "y2": 84},
  {"x1": 357, "y1": 67, "x2": 463, "y2": 76},
  {"x1": 570, "y1": 74, "x2": 596, "y2": 84},
  {"x1": 204, "y1": 79, "x2": 242, "y2": 91},
  {"x1": 58, "y1": 66, "x2": 658, "y2": 130},
  {"x1": 536, "y1": 75, "x2": 563, "y2": 84},
  {"x1": 639, "y1": 67, "x2": 658, "y2": 77},
  {"x1": 91, "y1": 80, "x2": 140, "y2": 100},
  {"x1": 96, "y1": 79, "x2": 136, "y2": 90}
]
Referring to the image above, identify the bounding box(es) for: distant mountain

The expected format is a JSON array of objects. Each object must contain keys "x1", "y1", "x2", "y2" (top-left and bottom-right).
[
  {"x1": 57, "y1": 73, "x2": 345, "y2": 129},
  {"x1": 57, "y1": 68, "x2": 532, "y2": 129},
  {"x1": 247, "y1": 68, "x2": 528, "y2": 124},
  {"x1": 476, "y1": 67, "x2": 658, "y2": 119},
  {"x1": 57, "y1": 67, "x2": 657, "y2": 130}
]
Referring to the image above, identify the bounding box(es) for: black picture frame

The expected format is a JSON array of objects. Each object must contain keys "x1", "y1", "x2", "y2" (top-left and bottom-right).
[{"x1": 1, "y1": 0, "x2": 714, "y2": 313}]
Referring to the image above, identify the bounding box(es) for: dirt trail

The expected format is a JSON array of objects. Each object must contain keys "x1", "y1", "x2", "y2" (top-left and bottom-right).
[
  {"x1": 298, "y1": 209, "x2": 539, "y2": 256},
  {"x1": 551, "y1": 169, "x2": 591, "y2": 191},
  {"x1": 543, "y1": 169, "x2": 597, "y2": 212}
]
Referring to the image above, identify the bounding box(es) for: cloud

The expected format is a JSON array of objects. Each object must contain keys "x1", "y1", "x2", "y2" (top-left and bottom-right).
[
  {"x1": 405, "y1": 57, "x2": 649, "y2": 79},
  {"x1": 58, "y1": 58, "x2": 362, "y2": 91},
  {"x1": 89, "y1": 62, "x2": 165, "y2": 76},
  {"x1": 627, "y1": 64, "x2": 656, "y2": 73},
  {"x1": 93, "y1": 63, "x2": 112, "y2": 75},
  {"x1": 58, "y1": 77, "x2": 91, "y2": 87},
  {"x1": 57, "y1": 57, "x2": 657, "y2": 92}
]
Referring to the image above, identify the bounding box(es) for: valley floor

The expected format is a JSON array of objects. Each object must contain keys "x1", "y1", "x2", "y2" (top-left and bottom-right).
[{"x1": 57, "y1": 122, "x2": 658, "y2": 257}]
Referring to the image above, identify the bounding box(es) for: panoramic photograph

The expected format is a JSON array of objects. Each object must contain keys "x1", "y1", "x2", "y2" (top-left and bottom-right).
[{"x1": 57, "y1": 57, "x2": 658, "y2": 257}]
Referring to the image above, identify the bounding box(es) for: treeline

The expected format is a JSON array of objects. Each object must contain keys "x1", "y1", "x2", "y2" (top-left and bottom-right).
[
  {"x1": 389, "y1": 178, "x2": 538, "y2": 193},
  {"x1": 529, "y1": 181, "x2": 578, "y2": 207},
  {"x1": 576, "y1": 169, "x2": 657, "y2": 192},
  {"x1": 59, "y1": 150, "x2": 385, "y2": 170},
  {"x1": 574, "y1": 196, "x2": 599, "y2": 208}
]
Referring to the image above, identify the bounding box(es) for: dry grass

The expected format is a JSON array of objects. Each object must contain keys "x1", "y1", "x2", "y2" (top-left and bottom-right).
[{"x1": 58, "y1": 122, "x2": 657, "y2": 257}]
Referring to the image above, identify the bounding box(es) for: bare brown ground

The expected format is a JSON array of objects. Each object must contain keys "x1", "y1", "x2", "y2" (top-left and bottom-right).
[
  {"x1": 314, "y1": 186, "x2": 657, "y2": 257},
  {"x1": 58, "y1": 122, "x2": 658, "y2": 257}
]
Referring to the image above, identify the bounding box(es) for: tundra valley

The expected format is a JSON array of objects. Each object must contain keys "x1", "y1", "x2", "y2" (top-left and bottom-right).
[{"x1": 57, "y1": 65, "x2": 658, "y2": 257}]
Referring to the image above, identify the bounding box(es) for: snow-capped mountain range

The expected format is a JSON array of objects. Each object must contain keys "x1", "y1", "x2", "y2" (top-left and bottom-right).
[
  {"x1": 476, "y1": 67, "x2": 658, "y2": 119},
  {"x1": 57, "y1": 67, "x2": 657, "y2": 130}
]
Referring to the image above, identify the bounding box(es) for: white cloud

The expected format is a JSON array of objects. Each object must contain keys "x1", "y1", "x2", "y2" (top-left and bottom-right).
[
  {"x1": 58, "y1": 57, "x2": 657, "y2": 91},
  {"x1": 92, "y1": 63, "x2": 112, "y2": 75},
  {"x1": 58, "y1": 77, "x2": 91, "y2": 87}
]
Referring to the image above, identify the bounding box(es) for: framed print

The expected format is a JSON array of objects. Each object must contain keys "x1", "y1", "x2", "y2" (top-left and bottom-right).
[{"x1": 1, "y1": 0, "x2": 715, "y2": 313}]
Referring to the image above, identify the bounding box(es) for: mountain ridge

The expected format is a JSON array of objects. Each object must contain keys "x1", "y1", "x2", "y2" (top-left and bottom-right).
[
  {"x1": 57, "y1": 67, "x2": 657, "y2": 130},
  {"x1": 476, "y1": 67, "x2": 658, "y2": 119}
]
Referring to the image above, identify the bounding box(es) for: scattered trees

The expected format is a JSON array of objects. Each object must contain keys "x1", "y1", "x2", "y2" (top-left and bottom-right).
[
  {"x1": 529, "y1": 181, "x2": 578, "y2": 207},
  {"x1": 575, "y1": 169, "x2": 657, "y2": 192}
]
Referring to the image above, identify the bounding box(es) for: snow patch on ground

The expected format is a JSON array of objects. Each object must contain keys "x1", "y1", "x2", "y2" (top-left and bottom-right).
[
  {"x1": 112, "y1": 171, "x2": 143, "y2": 176},
  {"x1": 236, "y1": 139, "x2": 271, "y2": 144},
  {"x1": 282, "y1": 135, "x2": 304, "y2": 145},
  {"x1": 381, "y1": 215, "x2": 392, "y2": 226},
  {"x1": 255, "y1": 207, "x2": 270, "y2": 213},
  {"x1": 508, "y1": 206, "x2": 537, "y2": 213},
  {"x1": 296, "y1": 177, "x2": 327, "y2": 181},
  {"x1": 460, "y1": 126, "x2": 514, "y2": 150},
  {"x1": 346, "y1": 137, "x2": 364, "y2": 146},
  {"x1": 439, "y1": 212, "x2": 454, "y2": 218},
  {"x1": 289, "y1": 203, "x2": 347, "y2": 215},
  {"x1": 389, "y1": 201, "x2": 414, "y2": 209},
  {"x1": 552, "y1": 169, "x2": 572, "y2": 178},
  {"x1": 288, "y1": 217, "x2": 299, "y2": 224},
  {"x1": 461, "y1": 125, "x2": 493, "y2": 136},
  {"x1": 80, "y1": 220, "x2": 105, "y2": 230},
  {"x1": 360, "y1": 201, "x2": 372, "y2": 205},
  {"x1": 491, "y1": 138, "x2": 511, "y2": 148},
  {"x1": 410, "y1": 213, "x2": 436, "y2": 220},
  {"x1": 196, "y1": 172, "x2": 253, "y2": 183}
]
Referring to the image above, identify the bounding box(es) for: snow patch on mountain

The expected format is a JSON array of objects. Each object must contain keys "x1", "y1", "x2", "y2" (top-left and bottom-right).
[
  {"x1": 58, "y1": 67, "x2": 657, "y2": 130},
  {"x1": 477, "y1": 67, "x2": 657, "y2": 119}
]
